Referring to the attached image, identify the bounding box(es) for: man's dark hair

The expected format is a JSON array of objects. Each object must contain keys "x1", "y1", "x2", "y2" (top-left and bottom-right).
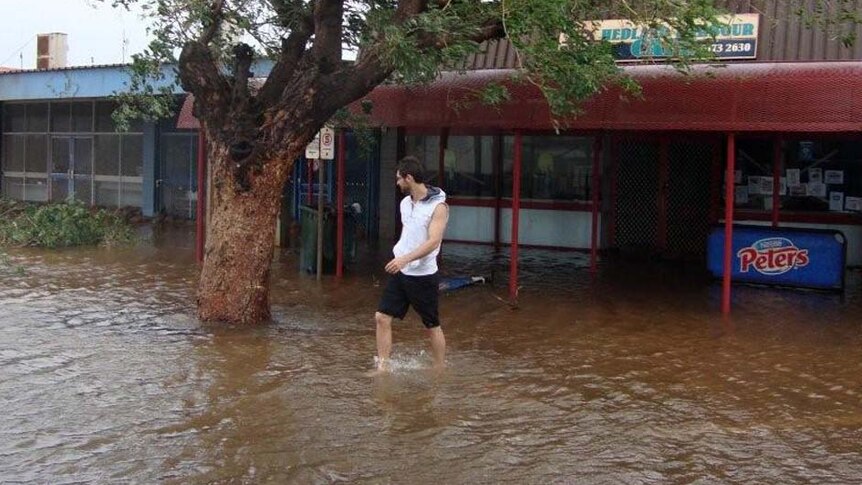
[{"x1": 396, "y1": 156, "x2": 426, "y2": 184}]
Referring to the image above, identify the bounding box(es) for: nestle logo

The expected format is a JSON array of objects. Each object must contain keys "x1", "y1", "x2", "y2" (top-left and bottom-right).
[{"x1": 737, "y1": 237, "x2": 810, "y2": 275}]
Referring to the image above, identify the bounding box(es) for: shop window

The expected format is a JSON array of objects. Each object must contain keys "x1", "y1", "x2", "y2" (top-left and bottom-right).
[
  {"x1": 71, "y1": 102, "x2": 93, "y2": 133},
  {"x1": 120, "y1": 135, "x2": 143, "y2": 177},
  {"x1": 782, "y1": 140, "x2": 862, "y2": 214},
  {"x1": 50, "y1": 102, "x2": 72, "y2": 132},
  {"x1": 443, "y1": 135, "x2": 494, "y2": 197},
  {"x1": 99, "y1": 101, "x2": 144, "y2": 133},
  {"x1": 120, "y1": 182, "x2": 143, "y2": 207},
  {"x1": 2, "y1": 177, "x2": 24, "y2": 200},
  {"x1": 730, "y1": 139, "x2": 774, "y2": 211},
  {"x1": 2, "y1": 104, "x2": 26, "y2": 132},
  {"x1": 24, "y1": 135, "x2": 48, "y2": 173},
  {"x1": 95, "y1": 101, "x2": 118, "y2": 133},
  {"x1": 502, "y1": 135, "x2": 594, "y2": 201},
  {"x1": 2, "y1": 135, "x2": 25, "y2": 172},
  {"x1": 27, "y1": 104, "x2": 49, "y2": 132},
  {"x1": 404, "y1": 134, "x2": 440, "y2": 186},
  {"x1": 95, "y1": 181, "x2": 120, "y2": 207},
  {"x1": 94, "y1": 135, "x2": 120, "y2": 176}
]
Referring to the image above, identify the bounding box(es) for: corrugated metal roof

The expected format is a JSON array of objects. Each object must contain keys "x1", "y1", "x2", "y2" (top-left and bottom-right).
[
  {"x1": 178, "y1": 61, "x2": 862, "y2": 133},
  {"x1": 461, "y1": 0, "x2": 862, "y2": 70},
  {"x1": 362, "y1": 61, "x2": 862, "y2": 132},
  {"x1": 0, "y1": 63, "x2": 130, "y2": 76}
]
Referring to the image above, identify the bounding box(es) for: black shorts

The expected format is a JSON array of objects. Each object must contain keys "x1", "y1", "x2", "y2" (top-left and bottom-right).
[{"x1": 377, "y1": 272, "x2": 440, "y2": 329}]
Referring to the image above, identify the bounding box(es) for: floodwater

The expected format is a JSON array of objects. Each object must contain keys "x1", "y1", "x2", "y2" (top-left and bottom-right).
[{"x1": 2, "y1": 227, "x2": 862, "y2": 483}]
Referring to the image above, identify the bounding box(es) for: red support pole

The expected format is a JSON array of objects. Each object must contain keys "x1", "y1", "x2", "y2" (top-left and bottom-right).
[
  {"x1": 438, "y1": 128, "x2": 448, "y2": 190},
  {"x1": 772, "y1": 138, "x2": 781, "y2": 228},
  {"x1": 336, "y1": 131, "x2": 346, "y2": 278},
  {"x1": 509, "y1": 132, "x2": 522, "y2": 302},
  {"x1": 590, "y1": 135, "x2": 602, "y2": 274},
  {"x1": 722, "y1": 133, "x2": 736, "y2": 315},
  {"x1": 195, "y1": 130, "x2": 206, "y2": 264}
]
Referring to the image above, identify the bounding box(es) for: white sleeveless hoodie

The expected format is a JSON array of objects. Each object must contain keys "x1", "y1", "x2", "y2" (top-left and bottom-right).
[{"x1": 393, "y1": 186, "x2": 446, "y2": 276}]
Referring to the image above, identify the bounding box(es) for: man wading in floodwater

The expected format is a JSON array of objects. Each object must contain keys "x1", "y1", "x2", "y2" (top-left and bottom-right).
[{"x1": 372, "y1": 156, "x2": 449, "y2": 374}]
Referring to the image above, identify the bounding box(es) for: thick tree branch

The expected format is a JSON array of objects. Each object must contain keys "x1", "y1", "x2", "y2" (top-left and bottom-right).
[
  {"x1": 313, "y1": 0, "x2": 344, "y2": 74},
  {"x1": 231, "y1": 43, "x2": 255, "y2": 105},
  {"x1": 258, "y1": 19, "x2": 315, "y2": 107},
  {"x1": 319, "y1": 50, "x2": 391, "y2": 117},
  {"x1": 200, "y1": 0, "x2": 227, "y2": 45},
  {"x1": 178, "y1": 41, "x2": 231, "y2": 124}
]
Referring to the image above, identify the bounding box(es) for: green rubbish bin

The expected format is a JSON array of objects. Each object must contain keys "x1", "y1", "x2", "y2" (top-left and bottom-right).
[{"x1": 299, "y1": 205, "x2": 357, "y2": 274}]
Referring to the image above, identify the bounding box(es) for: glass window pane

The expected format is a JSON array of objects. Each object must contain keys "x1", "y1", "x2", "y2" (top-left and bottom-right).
[
  {"x1": 51, "y1": 137, "x2": 70, "y2": 173},
  {"x1": 444, "y1": 135, "x2": 494, "y2": 197},
  {"x1": 782, "y1": 139, "x2": 862, "y2": 213},
  {"x1": 404, "y1": 134, "x2": 439, "y2": 186},
  {"x1": 51, "y1": 177, "x2": 69, "y2": 202},
  {"x1": 120, "y1": 181, "x2": 142, "y2": 207},
  {"x1": 94, "y1": 135, "x2": 120, "y2": 176},
  {"x1": 95, "y1": 101, "x2": 117, "y2": 132},
  {"x1": 2, "y1": 135, "x2": 26, "y2": 172},
  {"x1": 95, "y1": 180, "x2": 120, "y2": 207},
  {"x1": 72, "y1": 102, "x2": 93, "y2": 133},
  {"x1": 74, "y1": 137, "x2": 93, "y2": 176},
  {"x1": 73, "y1": 176, "x2": 92, "y2": 205},
  {"x1": 121, "y1": 135, "x2": 143, "y2": 176},
  {"x1": 2, "y1": 177, "x2": 25, "y2": 200},
  {"x1": 127, "y1": 117, "x2": 144, "y2": 133},
  {"x1": 729, "y1": 139, "x2": 773, "y2": 211},
  {"x1": 159, "y1": 134, "x2": 195, "y2": 217},
  {"x1": 501, "y1": 135, "x2": 593, "y2": 200},
  {"x1": 2, "y1": 104, "x2": 27, "y2": 132},
  {"x1": 27, "y1": 103, "x2": 49, "y2": 132},
  {"x1": 25, "y1": 135, "x2": 48, "y2": 173},
  {"x1": 51, "y1": 102, "x2": 71, "y2": 132},
  {"x1": 23, "y1": 178, "x2": 48, "y2": 202}
]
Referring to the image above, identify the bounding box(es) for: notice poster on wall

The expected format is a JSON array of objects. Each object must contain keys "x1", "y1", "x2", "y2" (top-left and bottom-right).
[
  {"x1": 829, "y1": 192, "x2": 845, "y2": 211},
  {"x1": 735, "y1": 185, "x2": 749, "y2": 204},
  {"x1": 846, "y1": 196, "x2": 862, "y2": 212},
  {"x1": 790, "y1": 184, "x2": 807, "y2": 197},
  {"x1": 759, "y1": 177, "x2": 774, "y2": 195},
  {"x1": 735, "y1": 170, "x2": 743, "y2": 184},
  {"x1": 786, "y1": 169, "x2": 801, "y2": 187},
  {"x1": 748, "y1": 176, "x2": 761, "y2": 195},
  {"x1": 809, "y1": 168, "x2": 823, "y2": 184},
  {"x1": 808, "y1": 183, "x2": 827, "y2": 197},
  {"x1": 779, "y1": 177, "x2": 787, "y2": 196},
  {"x1": 825, "y1": 170, "x2": 844, "y2": 185}
]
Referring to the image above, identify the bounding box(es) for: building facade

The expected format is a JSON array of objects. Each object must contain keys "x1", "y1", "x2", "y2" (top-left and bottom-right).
[{"x1": 2, "y1": 1, "x2": 861, "y2": 267}]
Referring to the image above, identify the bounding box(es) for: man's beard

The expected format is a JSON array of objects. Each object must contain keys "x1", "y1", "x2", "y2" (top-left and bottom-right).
[{"x1": 399, "y1": 184, "x2": 410, "y2": 195}]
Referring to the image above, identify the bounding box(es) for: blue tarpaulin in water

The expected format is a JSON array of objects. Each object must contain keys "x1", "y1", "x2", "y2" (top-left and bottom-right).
[{"x1": 438, "y1": 276, "x2": 486, "y2": 292}]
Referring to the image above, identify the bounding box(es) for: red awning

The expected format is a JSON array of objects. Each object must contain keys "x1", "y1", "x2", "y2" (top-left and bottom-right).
[{"x1": 178, "y1": 61, "x2": 862, "y2": 132}]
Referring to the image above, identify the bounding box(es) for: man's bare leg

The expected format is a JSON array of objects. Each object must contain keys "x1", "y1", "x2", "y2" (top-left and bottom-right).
[
  {"x1": 427, "y1": 326, "x2": 446, "y2": 369},
  {"x1": 374, "y1": 312, "x2": 393, "y2": 372}
]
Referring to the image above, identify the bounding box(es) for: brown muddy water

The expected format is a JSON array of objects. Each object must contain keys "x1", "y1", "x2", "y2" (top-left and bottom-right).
[{"x1": 2, "y1": 227, "x2": 862, "y2": 484}]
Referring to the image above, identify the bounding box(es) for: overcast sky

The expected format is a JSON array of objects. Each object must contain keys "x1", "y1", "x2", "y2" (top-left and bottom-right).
[{"x1": 0, "y1": 0, "x2": 151, "y2": 69}]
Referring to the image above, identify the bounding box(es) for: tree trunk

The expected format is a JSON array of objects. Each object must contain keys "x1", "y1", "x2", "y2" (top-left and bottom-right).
[{"x1": 196, "y1": 137, "x2": 293, "y2": 324}]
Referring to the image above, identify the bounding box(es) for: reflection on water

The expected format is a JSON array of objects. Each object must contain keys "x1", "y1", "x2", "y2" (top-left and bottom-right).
[{"x1": 1, "y1": 233, "x2": 861, "y2": 483}]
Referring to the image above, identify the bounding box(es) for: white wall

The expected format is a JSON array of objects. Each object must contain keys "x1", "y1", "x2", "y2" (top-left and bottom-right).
[{"x1": 447, "y1": 205, "x2": 602, "y2": 249}]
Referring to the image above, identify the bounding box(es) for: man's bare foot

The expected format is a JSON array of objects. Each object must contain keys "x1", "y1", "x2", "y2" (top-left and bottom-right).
[{"x1": 365, "y1": 357, "x2": 391, "y2": 377}]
